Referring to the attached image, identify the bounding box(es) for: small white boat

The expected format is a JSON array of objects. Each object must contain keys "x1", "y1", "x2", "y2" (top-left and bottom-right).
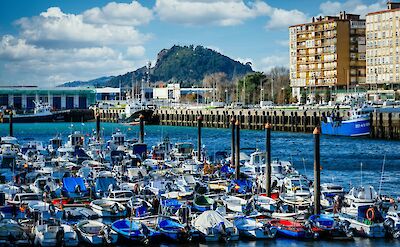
[
  {"x1": 253, "y1": 195, "x2": 277, "y2": 212},
  {"x1": 221, "y1": 195, "x2": 247, "y2": 213},
  {"x1": 192, "y1": 210, "x2": 239, "y2": 242},
  {"x1": 76, "y1": 220, "x2": 118, "y2": 245},
  {"x1": 234, "y1": 216, "x2": 277, "y2": 239},
  {"x1": 106, "y1": 190, "x2": 134, "y2": 204},
  {"x1": 90, "y1": 199, "x2": 127, "y2": 218},
  {"x1": 33, "y1": 220, "x2": 64, "y2": 247}
]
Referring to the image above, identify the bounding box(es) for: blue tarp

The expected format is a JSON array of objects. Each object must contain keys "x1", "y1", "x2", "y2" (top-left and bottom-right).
[
  {"x1": 63, "y1": 177, "x2": 87, "y2": 193},
  {"x1": 95, "y1": 177, "x2": 117, "y2": 193}
]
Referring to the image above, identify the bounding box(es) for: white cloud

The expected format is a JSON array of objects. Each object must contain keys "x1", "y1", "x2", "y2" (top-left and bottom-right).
[
  {"x1": 154, "y1": 0, "x2": 271, "y2": 26},
  {"x1": 258, "y1": 54, "x2": 289, "y2": 72},
  {"x1": 319, "y1": 0, "x2": 386, "y2": 17},
  {"x1": 265, "y1": 8, "x2": 308, "y2": 30},
  {"x1": 15, "y1": 7, "x2": 150, "y2": 48},
  {"x1": 0, "y1": 35, "x2": 143, "y2": 86},
  {"x1": 83, "y1": 1, "x2": 153, "y2": 26},
  {"x1": 126, "y1": 46, "x2": 146, "y2": 58}
]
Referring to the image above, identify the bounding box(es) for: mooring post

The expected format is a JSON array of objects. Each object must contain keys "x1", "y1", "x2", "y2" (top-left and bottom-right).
[
  {"x1": 231, "y1": 118, "x2": 236, "y2": 168},
  {"x1": 96, "y1": 110, "x2": 101, "y2": 141},
  {"x1": 265, "y1": 123, "x2": 272, "y2": 197},
  {"x1": 313, "y1": 127, "x2": 321, "y2": 215},
  {"x1": 235, "y1": 120, "x2": 240, "y2": 180},
  {"x1": 197, "y1": 116, "x2": 202, "y2": 161},
  {"x1": 9, "y1": 110, "x2": 13, "y2": 137},
  {"x1": 139, "y1": 114, "x2": 145, "y2": 143}
]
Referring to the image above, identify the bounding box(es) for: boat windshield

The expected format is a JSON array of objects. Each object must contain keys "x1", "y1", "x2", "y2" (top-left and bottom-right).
[
  {"x1": 20, "y1": 194, "x2": 41, "y2": 201},
  {"x1": 115, "y1": 192, "x2": 133, "y2": 198}
]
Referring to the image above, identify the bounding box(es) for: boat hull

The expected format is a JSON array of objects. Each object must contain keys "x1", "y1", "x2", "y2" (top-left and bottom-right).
[{"x1": 321, "y1": 118, "x2": 370, "y2": 137}]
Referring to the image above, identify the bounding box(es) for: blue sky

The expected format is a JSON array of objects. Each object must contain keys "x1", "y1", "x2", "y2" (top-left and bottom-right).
[{"x1": 0, "y1": 0, "x2": 386, "y2": 86}]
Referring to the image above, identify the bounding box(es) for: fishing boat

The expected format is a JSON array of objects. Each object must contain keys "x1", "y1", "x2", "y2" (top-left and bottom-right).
[
  {"x1": 90, "y1": 199, "x2": 127, "y2": 218},
  {"x1": 341, "y1": 186, "x2": 379, "y2": 216},
  {"x1": 339, "y1": 205, "x2": 385, "y2": 238},
  {"x1": 321, "y1": 106, "x2": 372, "y2": 137},
  {"x1": 192, "y1": 210, "x2": 239, "y2": 242},
  {"x1": 193, "y1": 195, "x2": 215, "y2": 212},
  {"x1": 234, "y1": 216, "x2": 277, "y2": 239},
  {"x1": 76, "y1": 220, "x2": 118, "y2": 245},
  {"x1": 1, "y1": 101, "x2": 66, "y2": 123},
  {"x1": 270, "y1": 219, "x2": 317, "y2": 239},
  {"x1": 105, "y1": 190, "x2": 134, "y2": 204},
  {"x1": 157, "y1": 217, "x2": 189, "y2": 242}
]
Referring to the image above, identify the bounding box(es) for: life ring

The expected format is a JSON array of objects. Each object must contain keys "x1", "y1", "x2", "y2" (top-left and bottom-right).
[{"x1": 366, "y1": 207, "x2": 375, "y2": 221}]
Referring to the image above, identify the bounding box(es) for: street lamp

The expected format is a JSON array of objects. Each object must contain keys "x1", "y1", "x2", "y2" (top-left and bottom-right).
[
  {"x1": 225, "y1": 89, "x2": 228, "y2": 105},
  {"x1": 261, "y1": 88, "x2": 264, "y2": 102},
  {"x1": 281, "y1": 87, "x2": 285, "y2": 104}
]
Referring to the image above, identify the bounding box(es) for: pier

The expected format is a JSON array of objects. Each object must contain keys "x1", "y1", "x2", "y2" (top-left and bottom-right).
[{"x1": 154, "y1": 108, "x2": 400, "y2": 140}]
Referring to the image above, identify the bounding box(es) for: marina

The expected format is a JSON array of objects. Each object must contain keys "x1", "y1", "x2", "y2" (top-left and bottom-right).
[{"x1": 0, "y1": 121, "x2": 399, "y2": 246}]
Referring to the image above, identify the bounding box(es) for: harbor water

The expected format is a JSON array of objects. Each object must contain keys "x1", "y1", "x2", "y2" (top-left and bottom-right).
[{"x1": 1, "y1": 122, "x2": 400, "y2": 246}]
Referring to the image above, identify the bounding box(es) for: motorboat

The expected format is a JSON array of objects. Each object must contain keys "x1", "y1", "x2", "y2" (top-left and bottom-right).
[
  {"x1": 193, "y1": 195, "x2": 215, "y2": 212},
  {"x1": 61, "y1": 224, "x2": 79, "y2": 247},
  {"x1": 341, "y1": 186, "x2": 379, "y2": 216},
  {"x1": 253, "y1": 194, "x2": 277, "y2": 212},
  {"x1": 221, "y1": 195, "x2": 247, "y2": 213},
  {"x1": 33, "y1": 219, "x2": 65, "y2": 247},
  {"x1": 76, "y1": 220, "x2": 118, "y2": 245},
  {"x1": 90, "y1": 199, "x2": 127, "y2": 218},
  {"x1": 111, "y1": 218, "x2": 154, "y2": 244},
  {"x1": 0, "y1": 219, "x2": 30, "y2": 246},
  {"x1": 270, "y1": 219, "x2": 317, "y2": 239},
  {"x1": 106, "y1": 190, "x2": 134, "y2": 204},
  {"x1": 339, "y1": 205, "x2": 385, "y2": 238},
  {"x1": 234, "y1": 216, "x2": 277, "y2": 239},
  {"x1": 157, "y1": 217, "x2": 189, "y2": 242},
  {"x1": 192, "y1": 210, "x2": 239, "y2": 242},
  {"x1": 308, "y1": 214, "x2": 353, "y2": 239}
]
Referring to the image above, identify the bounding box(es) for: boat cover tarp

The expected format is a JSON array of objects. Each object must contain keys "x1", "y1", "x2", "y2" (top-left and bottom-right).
[
  {"x1": 194, "y1": 210, "x2": 233, "y2": 233},
  {"x1": 158, "y1": 219, "x2": 183, "y2": 230},
  {"x1": 234, "y1": 217, "x2": 263, "y2": 230},
  {"x1": 63, "y1": 177, "x2": 87, "y2": 193},
  {"x1": 95, "y1": 177, "x2": 117, "y2": 192}
]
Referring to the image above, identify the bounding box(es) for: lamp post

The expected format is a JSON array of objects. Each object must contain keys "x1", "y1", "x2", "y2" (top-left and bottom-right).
[
  {"x1": 271, "y1": 78, "x2": 274, "y2": 103},
  {"x1": 281, "y1": 87, "x2": 285, "y2": 104},
  {"x1": 261, "y1": 88, "x2": 264, "y2": 102},
  {"x1": 225, "y1": 89, "x2": 228, "y2": 105}
]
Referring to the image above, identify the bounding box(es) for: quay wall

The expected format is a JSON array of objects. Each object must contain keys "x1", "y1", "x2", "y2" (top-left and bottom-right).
[{"x1": 153, "y1": 108, "x2": 400, "y2": 140}]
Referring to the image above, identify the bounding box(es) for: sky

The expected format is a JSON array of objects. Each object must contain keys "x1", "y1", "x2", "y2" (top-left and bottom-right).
[{"x1": 0, "y1": 0, "x2": 388, "y2": 86}]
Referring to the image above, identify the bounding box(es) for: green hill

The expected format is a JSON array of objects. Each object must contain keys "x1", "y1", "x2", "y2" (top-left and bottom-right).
[{"x1": 60, "y1": 45, "x2": 253, "y2": 88}]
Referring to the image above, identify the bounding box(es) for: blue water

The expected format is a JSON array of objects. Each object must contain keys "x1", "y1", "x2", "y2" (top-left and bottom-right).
[{"x1": 1, "y1": 123, "x2": 400, "y2": 246}]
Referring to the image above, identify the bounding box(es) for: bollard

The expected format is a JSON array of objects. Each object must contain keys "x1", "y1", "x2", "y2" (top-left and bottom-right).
[
  {"x1": 313, "y1": 127, "x2": 321, "y2": 215},
  {"x1": 9, "y1": 110, "x2": 13, "y2": 137},
  {"x1": 235, "y1": 120, "x2": 240, "y2": 180},
  {"x1": 231, "y1": 118, "x2": 236, "y2": 168},
  {"x1": 197, "y1": 116, "x2": 202, "y2": 161},
  {"x1": 265, "y1": 123, "x2": 272, "y2": 197},
  {"x1": 96, "y1": 111, "x2": 101, "y2": 141},
  {"x1": 139, "y1": 114, "x2": 145, "y2": 143}
]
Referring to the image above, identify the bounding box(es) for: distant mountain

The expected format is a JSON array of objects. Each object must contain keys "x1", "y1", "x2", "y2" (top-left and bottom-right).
[
  {"x1": 59, "y1": 45, "x2": 253, "y2": 88},
  {"x1": 60, "y1": 76, "x2": 115, "y2": 87}
]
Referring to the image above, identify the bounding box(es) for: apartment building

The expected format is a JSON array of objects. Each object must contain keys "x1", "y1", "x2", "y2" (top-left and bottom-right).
[
  {"x1": 289, "y1": 12, "x2": 366, "y2": 101},
  {"x1": 366, "y1": 2, "x2": 400, "y2": 89}
]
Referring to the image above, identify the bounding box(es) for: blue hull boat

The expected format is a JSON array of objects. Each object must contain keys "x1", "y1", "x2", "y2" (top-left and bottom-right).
[
  {"x1": 321, "y1": 118, "x2": 370, "y2": 137},
  {"x1": 157, "y1": 218, "x2": 188, "y2": 242},
  {"x1": 111, "y1": 219, "x2": 145, "y2": 242}
]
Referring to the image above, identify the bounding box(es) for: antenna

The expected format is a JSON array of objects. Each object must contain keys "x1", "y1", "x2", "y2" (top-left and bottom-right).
[
  {"x1": 360, "y1": 162, "x2": 363, "y2": 187},
  {"x1": 378, "y1": 154, "x2": 386, "y2": 195}
]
